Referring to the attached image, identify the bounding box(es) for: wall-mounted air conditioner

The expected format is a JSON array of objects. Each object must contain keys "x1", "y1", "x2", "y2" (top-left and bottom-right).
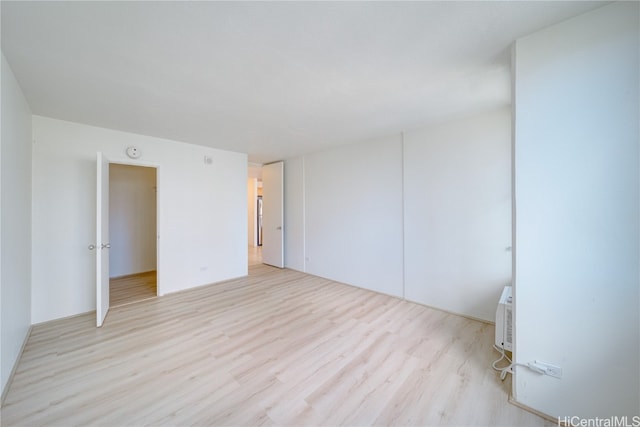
[{"x1": 495, "y1": 286, "x2": 513, "y2": 351}]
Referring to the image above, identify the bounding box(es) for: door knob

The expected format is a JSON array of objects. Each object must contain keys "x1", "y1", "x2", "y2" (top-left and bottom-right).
[
  {"x1": 101, "y1": 243, "x2": 111, "y2": 249},
  {"x1": 88, "y1": 244, "x2": 96, "y2": 250}
]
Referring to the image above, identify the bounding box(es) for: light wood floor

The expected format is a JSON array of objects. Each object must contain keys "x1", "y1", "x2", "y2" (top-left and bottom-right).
[
  {"x1": 1, "y1": 265, "x2": 551, "y2": 426},
  {"x1": 249, "y1": 245, "x2": 263, "y2": 266},
  {"x1": 110, "y1": 270, "x2": 157, "y2": 307}
]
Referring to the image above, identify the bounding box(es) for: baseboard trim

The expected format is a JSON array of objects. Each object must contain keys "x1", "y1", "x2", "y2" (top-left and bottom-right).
[
  {"x1": 109, "y1": 270, "x2": 156, "y2": 280},
  {"x1": 291, "y1": 269, "x2": 496, "y2": 325},
  {"x1": 31, "y1": 310, "x2": 95, "y2": 328},
  {"x1": 508, "y1": 392, "x2": 561, "y2": 425},
  {"x1": 414, "y1": 301, "x2": 495, "y2": 325},
  {"x1": 1, "y1": 325, "x2": 33, "y2": 406}
]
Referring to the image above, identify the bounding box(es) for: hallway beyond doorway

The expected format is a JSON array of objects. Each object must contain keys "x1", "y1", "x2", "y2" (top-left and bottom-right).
[{"x1": 248, "y1": 246, "x2": 262, "y2": 266}]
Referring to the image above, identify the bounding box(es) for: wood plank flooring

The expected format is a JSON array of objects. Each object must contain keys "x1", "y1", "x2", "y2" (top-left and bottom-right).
[
  {"x1": 249, "y1": 245, "x2": 263, "y2": 266},
  {"x1": 1, "y1": 265, "x2": 551, "y2": 426},
  {"x1": 110, "y1": 271, "x2": 157, "y2": 307}
]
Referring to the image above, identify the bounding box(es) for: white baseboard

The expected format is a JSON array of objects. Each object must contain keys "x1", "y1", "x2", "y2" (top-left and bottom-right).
[
  {"x1": 1, "y1": 325, "x2": 33, "y2": 406},
  {"x1": 509, "y1": 392, "x2": 560, "y2": 425}
]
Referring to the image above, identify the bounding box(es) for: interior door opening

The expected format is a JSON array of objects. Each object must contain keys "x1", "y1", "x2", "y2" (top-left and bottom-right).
[
  {"x1": 248, "y1": 164, "x2": 263, "y2": 267},
  {"x1": 257, "y1": 195, "x2": 263, "y2": 247},
  {"x1": 109, "y1": 163, "x2": 158, "y2": 308},
  {"x1": 247, "y1": 161, "x2": 283, "y2": 268}
]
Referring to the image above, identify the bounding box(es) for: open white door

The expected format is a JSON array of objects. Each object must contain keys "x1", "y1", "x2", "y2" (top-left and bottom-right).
[
  {"x1": 262, "y1": 161, "x2": 284, "y2": 268},
  {"x1": 96, "y1": 152, "x2": 110, "y2": 327}
]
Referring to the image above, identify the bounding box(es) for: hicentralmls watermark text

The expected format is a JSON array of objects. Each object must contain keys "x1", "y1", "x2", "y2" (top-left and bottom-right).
[{"x1": 558, "y1": 416, "x2": 640, "y2": 427}]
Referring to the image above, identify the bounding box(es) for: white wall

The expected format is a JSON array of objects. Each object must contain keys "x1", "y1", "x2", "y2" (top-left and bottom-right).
[
  {"x1": 304, "y1": 135, "x2": 404, "y2": 297},
  {"x1": 284, "y1": 113, "x2": 511, "y2": 318},
  {"x1": 32, "y1": 116, "x2": 247, "y2": 324},
  {"x1": 404, "y1": 107, "x2": 512, "y2": 322},
  {"x1": 285, "y1": 111, "x2": 511, "y2": 319},
  {"x1": 513, "y1": 2, "x2": 639, "y2": 419},
  {"x1": 1, "y1": 54, "x2": 32, "y2": 397},
  {"x1": 284, "y1": 157, "x2": 305, "y2": 271},
  {"x1": 109, "y1": 164, "x2": 157, "y2": 277}
]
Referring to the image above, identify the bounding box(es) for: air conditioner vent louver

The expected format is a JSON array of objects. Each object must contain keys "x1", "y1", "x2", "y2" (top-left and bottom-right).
[{"x1": 495, "y1": 286, "x2": 513, "y2": 351}]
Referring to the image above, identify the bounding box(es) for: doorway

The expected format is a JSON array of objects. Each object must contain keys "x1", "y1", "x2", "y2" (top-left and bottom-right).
[
  {"x1": 109, "y1": 163, "x2": 158, "y2": 307},
  {"x1": 248, "y1": 164, "x2": 263, "y2": 266},
  {"x1": 247, "y1": 161, "x2": 284, "y2": 268}
]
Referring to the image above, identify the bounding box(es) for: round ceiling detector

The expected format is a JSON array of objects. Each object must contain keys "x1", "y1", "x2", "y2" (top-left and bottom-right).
[{"x1": 126, "y1": 146, "x2": 141, "y2": 159}]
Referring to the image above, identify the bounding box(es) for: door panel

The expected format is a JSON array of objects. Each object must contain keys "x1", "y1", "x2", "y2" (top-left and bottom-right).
[
  {"x1": 96, "y1": 152, "x2": 110, "y2": 327},
  {"x1": 262, "y1": 161, "x2": 284, "y2": 268}
]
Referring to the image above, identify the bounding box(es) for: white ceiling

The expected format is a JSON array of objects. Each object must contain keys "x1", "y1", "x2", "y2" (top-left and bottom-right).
[{"x1": 2, "y1": 1, "x2": 607, "y2": 164}]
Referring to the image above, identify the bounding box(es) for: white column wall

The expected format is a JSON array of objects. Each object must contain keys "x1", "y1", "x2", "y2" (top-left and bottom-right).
[
  {"x1": 513, "y1": 2, "x2": 639, "y2": 419},
  {"x1": 0, "y1": 54, "x2": 32, "y2": 397}
]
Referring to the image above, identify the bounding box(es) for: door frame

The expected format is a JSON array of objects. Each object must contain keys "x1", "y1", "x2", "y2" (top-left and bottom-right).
[{"x1": 96, "y1": 155, "x2": 162, "y2": 327}]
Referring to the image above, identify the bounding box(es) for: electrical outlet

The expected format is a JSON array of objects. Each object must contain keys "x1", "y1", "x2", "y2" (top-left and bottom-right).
[{"x1": 533, "y1": 360, "x2": 562, "y2": 379}]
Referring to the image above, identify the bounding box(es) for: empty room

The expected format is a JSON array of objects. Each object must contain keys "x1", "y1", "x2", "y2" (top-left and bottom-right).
[{"x1": 1, "y1": 1, "x2": 638, "y2": 426}]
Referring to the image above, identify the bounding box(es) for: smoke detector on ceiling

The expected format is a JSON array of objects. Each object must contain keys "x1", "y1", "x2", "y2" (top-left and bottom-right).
[{"x1": 126, "y1": 146, "x2": 141, "y2": 159}]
